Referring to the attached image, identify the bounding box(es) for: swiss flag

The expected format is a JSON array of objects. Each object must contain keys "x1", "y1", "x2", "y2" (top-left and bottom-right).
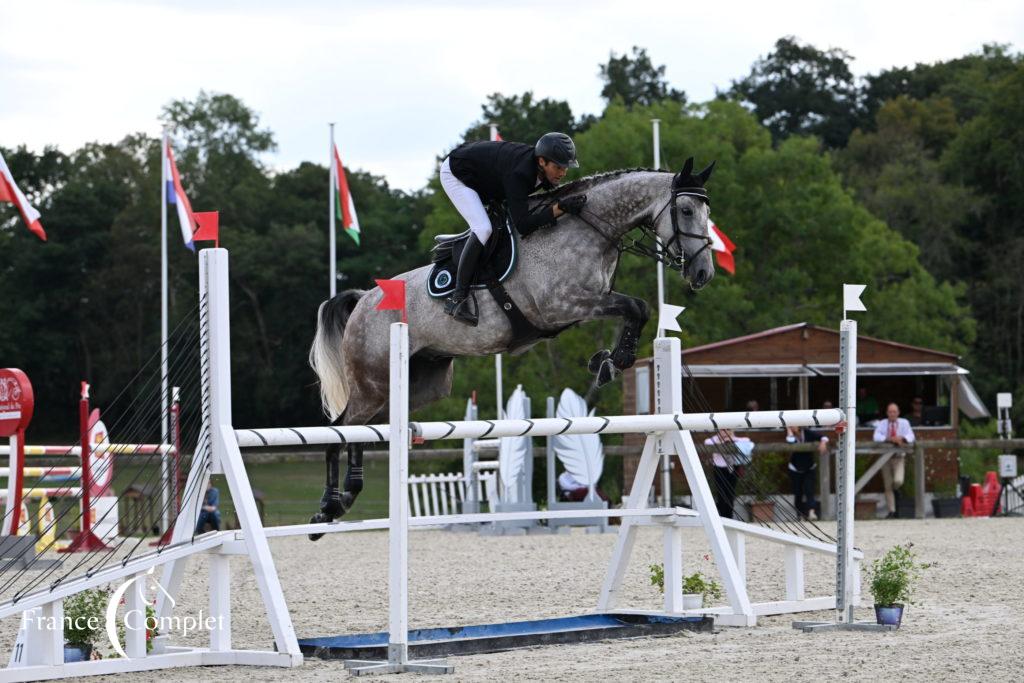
[{"x1": 710, "y1": 222, "x2": 736, "y2": 275}]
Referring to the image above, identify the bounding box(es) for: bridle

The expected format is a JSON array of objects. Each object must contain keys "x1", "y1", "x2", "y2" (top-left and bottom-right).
[{"x1": 567, "y1": 186, "x2": 713, "y2": 273}]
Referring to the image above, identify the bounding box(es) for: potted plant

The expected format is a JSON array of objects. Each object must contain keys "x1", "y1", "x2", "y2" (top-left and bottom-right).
[
  {"x1": 868, "y1": 543, "x2": 930, "y2": 627},
  {"x1": 682, "y1": 571, "x2": 723, "y2": 608},
  {"x1": 649, "y1": 563, "x2": 723, "y2": 609},
  {"x1": 63, "y1": 587, "x2": 110, "y2": 661}
]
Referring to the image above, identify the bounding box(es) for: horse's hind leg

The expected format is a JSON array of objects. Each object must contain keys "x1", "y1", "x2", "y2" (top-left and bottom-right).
[
  {"x1": 308, "y1": 440, "x2": 344, "y2": 541},
  {"x1": 308, "y1": 381, "x2": 385, "y2": 540}
]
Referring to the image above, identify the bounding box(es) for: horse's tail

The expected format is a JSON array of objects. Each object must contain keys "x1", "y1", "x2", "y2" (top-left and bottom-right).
[{"x1": 309, "y1": 289, "x2": 366, "y2": 421}]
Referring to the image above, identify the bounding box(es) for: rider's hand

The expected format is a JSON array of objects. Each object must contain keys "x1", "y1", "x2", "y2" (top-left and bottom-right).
[{"x1": 558, "y1": 194, "x2": 587, "y2": 216}]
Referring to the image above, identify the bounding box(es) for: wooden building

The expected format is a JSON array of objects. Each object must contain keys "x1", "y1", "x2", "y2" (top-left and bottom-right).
[{"x1": 622, "y1": 323, "x2": 989, "y2": 496}]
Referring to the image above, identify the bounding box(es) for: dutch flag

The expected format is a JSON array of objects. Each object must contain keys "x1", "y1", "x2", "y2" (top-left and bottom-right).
[{"x1": 164, "y1": 144, "x2": 197, "y2": 251}]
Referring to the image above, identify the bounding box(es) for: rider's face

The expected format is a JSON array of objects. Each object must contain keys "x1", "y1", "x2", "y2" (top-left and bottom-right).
[{"x1": 538, "y1": 158, "x2": 568, "y2": 185}]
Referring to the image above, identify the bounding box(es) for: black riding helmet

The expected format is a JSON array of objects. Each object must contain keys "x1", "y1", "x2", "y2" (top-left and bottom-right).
[{"x1": 535, "y1": 132, "x2": 579, "y2": 169}]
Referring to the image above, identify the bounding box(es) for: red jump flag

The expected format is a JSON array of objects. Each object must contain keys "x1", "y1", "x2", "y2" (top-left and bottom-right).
[
  {"x1": 375, "y1": 278, "x2": 407, "y2": 324},
  {"x1": 192, "y1": 211, "x2": 220, "y2": 247}
]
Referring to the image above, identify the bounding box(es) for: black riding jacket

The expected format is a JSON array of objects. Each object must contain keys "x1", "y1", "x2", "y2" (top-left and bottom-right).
[{"x1": 447, "y1": 141, "x2": 556, "y2": 236}]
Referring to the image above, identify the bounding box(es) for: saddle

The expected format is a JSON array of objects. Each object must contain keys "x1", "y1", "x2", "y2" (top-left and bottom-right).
[
  {"x1": 427, "y1": 211, "x2": 518, "y2": 298},
  {"x1": 427, "y1": 208, "x2": 574, "y2": 352}
]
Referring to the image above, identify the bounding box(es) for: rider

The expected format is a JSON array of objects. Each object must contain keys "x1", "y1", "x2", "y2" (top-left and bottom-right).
[{"x1": 439, "y1": 132, "x2": 588, "y2": 326}]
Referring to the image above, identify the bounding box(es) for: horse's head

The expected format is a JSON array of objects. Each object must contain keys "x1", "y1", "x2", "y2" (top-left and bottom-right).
[{"x1": 654, "y1": 157, "x2": 715, "y2": 290}]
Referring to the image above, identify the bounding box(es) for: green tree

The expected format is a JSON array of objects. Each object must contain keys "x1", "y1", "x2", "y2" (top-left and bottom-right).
[
  {"x1": 943, "y1": 64, "x2": 1024, "y2": 398},
  {"x1": 727, "y1": 36, "x2": 861, "y2": 148},
  {"x1": 463, "y1": 92, "x2": 584, "y2": 145},
  {"x1": 861, "y1": 44, "x2": 1021, "y2": 128},
  {"x1": 599, "y1": 46, "x2": 686, "y2": 107},
  {"x1": 835, "y1": 96, "x2": 978, "y2": 280}
]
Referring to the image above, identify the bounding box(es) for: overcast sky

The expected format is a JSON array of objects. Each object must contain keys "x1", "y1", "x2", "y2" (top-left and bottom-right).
[{"x1": 2, "y1": 0, "x2": 1021, "y2": 191}]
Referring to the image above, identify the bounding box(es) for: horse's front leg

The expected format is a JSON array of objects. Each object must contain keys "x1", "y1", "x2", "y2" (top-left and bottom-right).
[{"x1": 581, "y1": 292, "x2": 650, "y2": 387}]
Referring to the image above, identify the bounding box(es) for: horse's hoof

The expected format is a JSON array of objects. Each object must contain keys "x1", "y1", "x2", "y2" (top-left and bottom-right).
[
  {"x1": 320, "y1": 488, "x2": 345, "y2": 518},
  {"x1": 588, "y1": 349, "x2": 611, "y2": 374},
  {"x1": 308, "y1": 512, "x2": 333, "y2": 541},
  {"x1": 596, "y1": 358, "x2": 617, "y2": 387}
]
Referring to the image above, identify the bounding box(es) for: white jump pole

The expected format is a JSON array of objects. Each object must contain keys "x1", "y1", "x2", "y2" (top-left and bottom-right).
[
  {"x1": 837, "y1": 318, "x2": 857, "y2": 623},
  {"x1": 344, "y1": 322, "x2": 453, "y2": 676},
  {"x1": 652, "y1": 117, "x2": 672, "y2": 509},
  {"x1": 236, "y1": 408, "x2": 844, "y2": 449},
  {"x1": 490, "y1": 122, "x2": 504, "y2": 420}
]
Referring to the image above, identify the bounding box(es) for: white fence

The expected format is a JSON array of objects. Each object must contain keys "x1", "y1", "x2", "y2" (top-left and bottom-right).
[{"x1": 407, "y1": 470, "x2": 497, "y2": 518}]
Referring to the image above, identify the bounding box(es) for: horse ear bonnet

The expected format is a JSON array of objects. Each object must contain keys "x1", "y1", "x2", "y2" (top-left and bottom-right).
[{"x1": 672, "y1": 156, "x2": 714, "y2": 204}]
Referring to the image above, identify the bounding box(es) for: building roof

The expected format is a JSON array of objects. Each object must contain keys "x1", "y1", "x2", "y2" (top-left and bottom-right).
[{"x1": 680, "y1": 323, "x2": 959, "y2": 366}]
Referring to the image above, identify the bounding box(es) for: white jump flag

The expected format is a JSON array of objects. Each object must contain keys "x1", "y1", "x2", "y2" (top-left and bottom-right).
[
  {"x1": 843, "y1": 284, "x2": 867, "y2": 319},
  {"x1": 658, "y1": 303, "x2": 686, "y2": 334}
]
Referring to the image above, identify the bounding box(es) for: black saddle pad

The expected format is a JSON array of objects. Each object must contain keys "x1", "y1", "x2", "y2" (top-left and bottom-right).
[{"x1": 427, "y1": 212, "x2": 518, "y2": 298}]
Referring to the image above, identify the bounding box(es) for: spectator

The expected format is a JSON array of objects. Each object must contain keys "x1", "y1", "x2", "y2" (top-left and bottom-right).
[
  {"x1": 856, "y1": 387, "x2": 879, "y2": 426},
  {"x1": 745, "y1": 399, "x2": 760, "y2": 412},
  {"x1": 907, "y1": 397, "x2": 925, "y2": 426},
  {"x1": 704, "y1": 429, "x2": 754, "y2": 519},
  {"x1": 872, "y1": 402, "x2": 916, "y2": 518},
  {"x1": 195, "y1": 484, "x2": 221, "y2": 534},
  {"x1": 785, "y1": 425, "x2": 828, "y2": 521}
]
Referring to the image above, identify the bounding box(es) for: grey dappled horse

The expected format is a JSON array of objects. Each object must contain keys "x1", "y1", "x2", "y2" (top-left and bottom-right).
[{"x1": 306, "y1": 158, "x2": 715, "y2": 537}]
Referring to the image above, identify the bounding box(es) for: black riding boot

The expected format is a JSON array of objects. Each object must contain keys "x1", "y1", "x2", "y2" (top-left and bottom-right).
[{"x1": 444, "y1": 234, "x2": 484, "y2": 326}]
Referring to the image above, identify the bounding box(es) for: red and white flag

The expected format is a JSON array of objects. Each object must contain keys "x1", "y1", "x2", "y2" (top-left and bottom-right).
[
  {"x1": 710, "y1": 222, "x2": 736, "y2": 275},
  {"x1": 332, "y1": 145, "x2": 360, "y2": 246},
  {"x1": 0, "y1": 151, "x2": 46, "y2": 241}
]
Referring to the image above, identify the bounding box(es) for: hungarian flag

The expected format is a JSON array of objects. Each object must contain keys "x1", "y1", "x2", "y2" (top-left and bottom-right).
[
  {"x1": 164, "y1": 144, "x2": 198, "y2": 251},
  {"x1": 710, "y1": 222, "x2": 736, "y2": 275},
  {"x1": 332, "y1": 145, "x2": 360, "y2": 246},
  {"x1": 0, "y1": 151, "x2": 46, "y2": 241}
]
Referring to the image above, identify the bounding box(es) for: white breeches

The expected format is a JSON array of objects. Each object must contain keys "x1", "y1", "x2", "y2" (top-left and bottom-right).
[
  {"x1": 881, "y1": 454, "x2": 906, "y2": 512},
  {"x1": 440, "y1": 157, "x2": 492, "y2": 243}
]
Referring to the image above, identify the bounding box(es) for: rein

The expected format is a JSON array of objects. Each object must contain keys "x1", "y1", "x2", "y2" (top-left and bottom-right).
[{"x1": 569, "y1": 187, "x2": 713, "y2": 272}]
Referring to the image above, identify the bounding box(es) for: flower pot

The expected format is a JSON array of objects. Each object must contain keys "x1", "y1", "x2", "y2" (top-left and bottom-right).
[
  {"x1": 854, "y1": 499, "x2": 878, "y2": 520},
  {"x1": 874, "y1": 603, "x2": 904, "y2": 628},
  {"x1": 682, "y1": 593, "x2": 702, "y2": 610},
  {"x1": 932, "y1": 497, "x2": 961, "y2": 518},
  {"x1": 747, "y1": 500, "x2": 775, "y2": 522},
  {"x1": 63, "y1": 643, "x2": 92, "y2": 662}
]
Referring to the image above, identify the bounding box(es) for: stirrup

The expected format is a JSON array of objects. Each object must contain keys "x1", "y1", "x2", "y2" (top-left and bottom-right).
[{"x1": 445, "y1": 292, "x2": 478, "y2": 326}]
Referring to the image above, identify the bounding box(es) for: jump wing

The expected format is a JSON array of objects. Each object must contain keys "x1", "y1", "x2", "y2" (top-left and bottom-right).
[
  {"x1": 551, "y1": 388, "x2": 604, "y2": 489},
  {"x1": 497, "y1": 385, "x2": 530, "y2": 502}
]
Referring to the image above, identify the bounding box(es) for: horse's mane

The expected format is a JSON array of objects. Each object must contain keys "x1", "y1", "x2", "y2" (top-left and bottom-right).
[{"x1": 535, "y1": 167, "x2": 672, "y2": 202}]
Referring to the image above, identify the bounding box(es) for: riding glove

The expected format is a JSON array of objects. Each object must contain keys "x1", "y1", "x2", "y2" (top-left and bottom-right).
[{"x1": 558, "y1": 194, "x2": 587, "y2": 216}]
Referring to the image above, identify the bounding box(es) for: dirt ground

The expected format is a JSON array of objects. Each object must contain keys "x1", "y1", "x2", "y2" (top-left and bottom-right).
[{"x1": 8, "y1": 517, "x2": 1023, "y2": 682}]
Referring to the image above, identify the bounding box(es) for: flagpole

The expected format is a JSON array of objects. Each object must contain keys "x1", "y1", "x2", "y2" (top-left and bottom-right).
[
  {"x1": 652, "y1": 118, "x2": 665, "y2": 339},
  {"x1": 489, "y1": 122, "x2": 503, "y2": 418},
  {"x1": 329, "y1": 123, "x2": 337, "y2": 299},
  {"x1": 160, "y1": 127, "x2": 170, "y2": 534}
]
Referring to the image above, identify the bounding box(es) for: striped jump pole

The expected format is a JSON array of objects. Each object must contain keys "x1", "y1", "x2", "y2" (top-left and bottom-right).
[{"x1": 236, "y1": 408, "x2": 844, "y2": 450}]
